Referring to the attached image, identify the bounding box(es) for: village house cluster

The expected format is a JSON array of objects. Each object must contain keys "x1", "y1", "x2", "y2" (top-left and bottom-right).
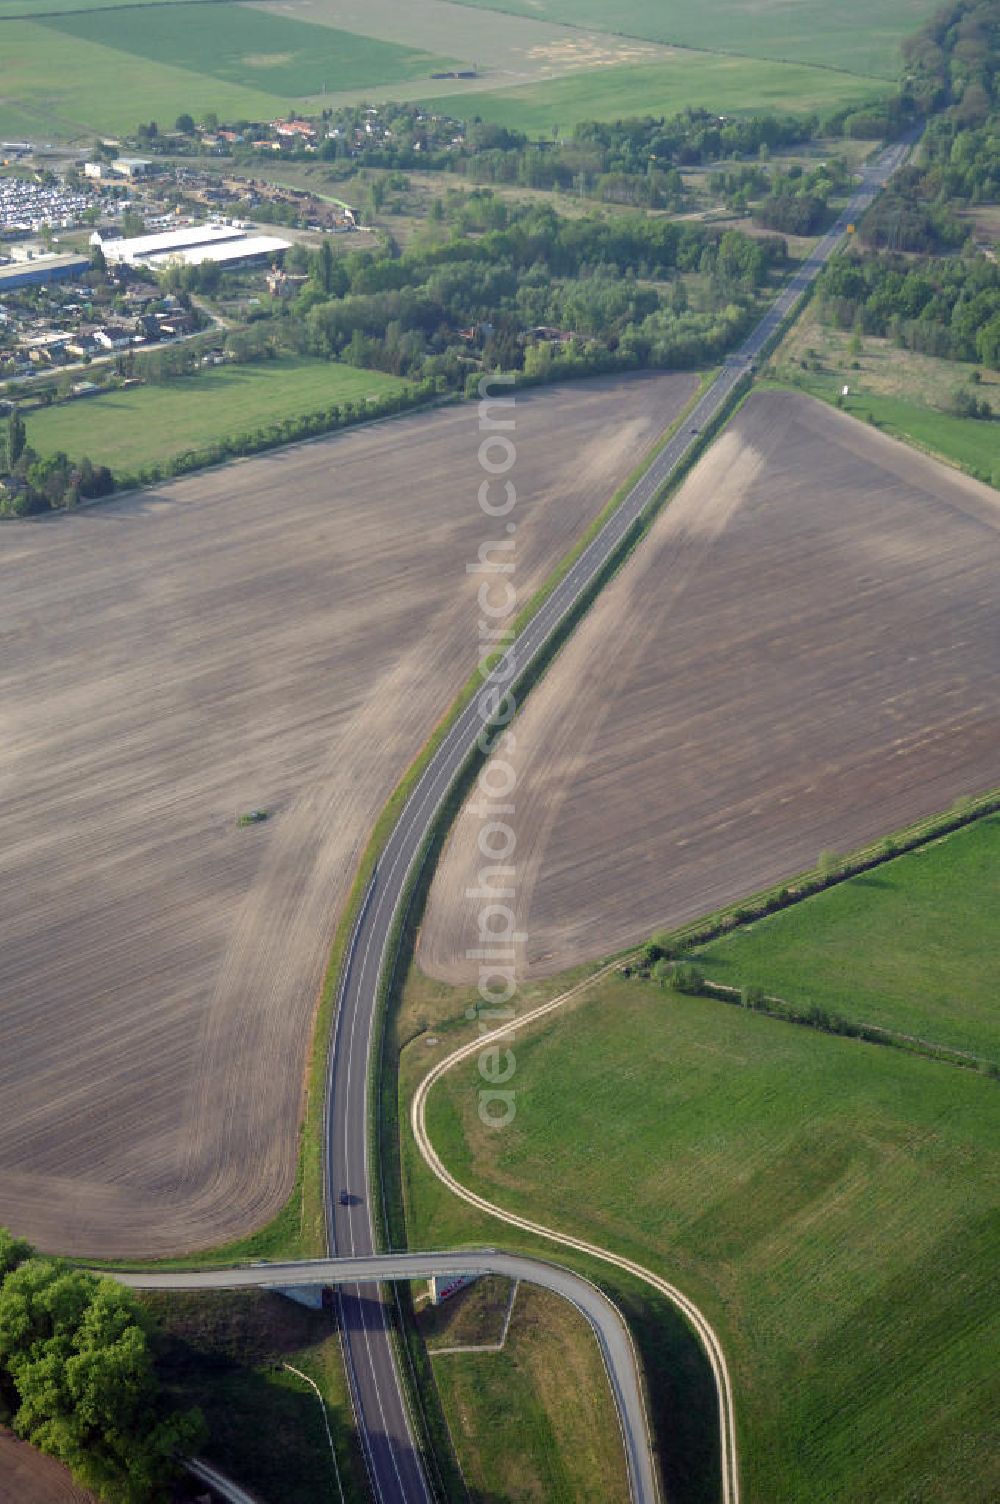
[
  {"x1": 0, "y1": 250, "x2": 200, "y2": 384},
  {"x1": 127, "y1": 103, "x2": 467, "y2": 164},
  {"x1": 0, "y1": 149, "x2": 351, "y2": 390}
]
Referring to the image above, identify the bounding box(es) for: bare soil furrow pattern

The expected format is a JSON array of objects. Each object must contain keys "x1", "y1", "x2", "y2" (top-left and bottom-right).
[
  {"x1": 0, "y1": 373, "x2": 693, "y2": 1255},
  {"x1": 419, "y1": 391, "x2": 1000, "y2": 982}
]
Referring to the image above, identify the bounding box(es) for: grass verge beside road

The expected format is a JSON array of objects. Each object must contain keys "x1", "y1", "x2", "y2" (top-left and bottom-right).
[{"x1": 428, "y1": 1282, "x2": 631, "y2": 1503}]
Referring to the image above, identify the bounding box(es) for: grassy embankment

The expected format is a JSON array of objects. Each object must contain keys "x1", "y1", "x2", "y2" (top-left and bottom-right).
[
  {"x1": 398, "y1": 813, "x2": 1000, "y2": 1504},
  {"x1": 446, "y1": 0, "x2": 927, "y2": 75},
  {"x1": 143, "y1": 1288, "x2": 368, "y2": 1504},
  {"x1": 415, "y1": 1277, "x2": 631, "y2": 1502},
  {"x1": 768, "y1": 303, "x2": 1000, "y2": 486},
  {"x1": 26, "y1": 358, "x2": 408, "y2": 474}
]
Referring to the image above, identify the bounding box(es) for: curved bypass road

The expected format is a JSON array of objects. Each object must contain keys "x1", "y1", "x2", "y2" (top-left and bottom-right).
[{"x1": 315, "y1": 138, "x2": 915, "y2": 1504}]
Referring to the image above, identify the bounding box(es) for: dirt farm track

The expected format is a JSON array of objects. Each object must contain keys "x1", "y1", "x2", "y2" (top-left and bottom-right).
[
  {"x1": 419, "y1": 390, "x2": 1000, "y2": 982},
  {"x1": 0, "y1": 373, "x2": 694, "y2": 1257}
]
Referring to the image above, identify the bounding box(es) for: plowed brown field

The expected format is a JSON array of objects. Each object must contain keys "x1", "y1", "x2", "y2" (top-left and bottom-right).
[
  {"x1": 0, "y1": 1434, "x2": 94, "y2": 1504},
  {"x1": 0, "y1": 373, "x2": 694, "y2": 1256},
  {"x1": 419, "y1": 390, "x2": 1000, "y2": 982}
]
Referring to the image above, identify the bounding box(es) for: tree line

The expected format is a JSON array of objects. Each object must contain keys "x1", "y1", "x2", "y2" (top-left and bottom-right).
[
  {"x1": 816, "y1": 250, "x2": 1000, "y2": 368},
  {"x1": 0, "y1": 1229, "x2": 204, "y2": 1501},
  {"x1": 856, "y1": 0, "x2": 999, "y2": 249},
  {"x1": 271, "y1": 199, "x2": 784, "y2": 387}
]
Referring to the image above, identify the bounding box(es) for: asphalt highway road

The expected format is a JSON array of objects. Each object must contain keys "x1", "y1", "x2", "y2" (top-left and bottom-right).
[
  {"x1": 120, "y1": 1251, "x2": 655, "y2": 1504},
  {"x1": 321, "y1": 138, "x2": 913, "y2": 1504}
]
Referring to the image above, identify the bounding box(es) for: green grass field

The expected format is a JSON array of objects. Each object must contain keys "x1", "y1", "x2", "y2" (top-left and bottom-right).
[
  {"x1": 415, "y1": 976, "x2": 1000, "y2": 1504},
  {"x1": 26, "y1": 358, "x2": 407, "y2": 473},
  {"x1": 689, "y1": 816, "x2": 1000, "y2": 1061},
  {"x1": 834, "y1": 391, "x2": 1000, "y2": 483},
  {"x1": 767, "y1": 301, "x2": 1000, "y2": 488},
  {"x1": 423, "y1": 56, "x2": 882, "y2": 138},
  {"x1": 447, "y1": 0, "x2": 934, "y2": 76},
  {"x1": 772, "y1": 377, "x2": 1000, "y2": 486},
  {"x1": 426, "y1": 1282, "x2": 630, "y2": 1502},
  {"x1": 41, "y1": 3, "x2": 453, "y2": 98},
  {"x1": 0, "y1": 2, "x2": 453, "y2": 140}
]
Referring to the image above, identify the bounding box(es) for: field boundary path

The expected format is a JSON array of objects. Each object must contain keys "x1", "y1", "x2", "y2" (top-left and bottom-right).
[
  {"x1": 316, "y1": 136, "x2": 914, "y2": 1504},
  {"x1": 408, "y1": 960, "x2": 740, "y2": 1500}
]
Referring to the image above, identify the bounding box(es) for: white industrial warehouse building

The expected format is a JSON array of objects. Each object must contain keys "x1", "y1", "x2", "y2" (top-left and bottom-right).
[{"x1": 95, "y1": 223, "x2": 290, "y2": 270}]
